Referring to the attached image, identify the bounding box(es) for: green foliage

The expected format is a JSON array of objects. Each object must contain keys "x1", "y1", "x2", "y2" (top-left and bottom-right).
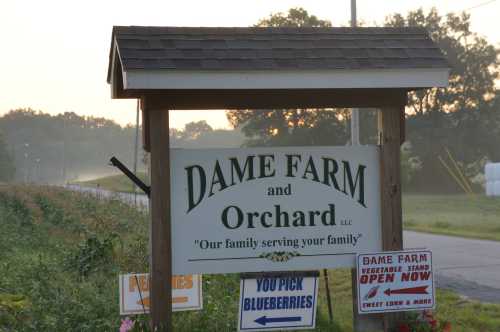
[
  {"x1": 227, "y1": 9, "x2": 345, "y2": 148},
  {"x1": 0, "y1": 186, "x2": 140, "y2": 331},
  {"x1": 256, "y1": 7, "x2": 331, "y2": 27},
  {"x1": 230, "y1": 7, "x2": 499, "y2": 193},
  {"x1": 385, "y1": 8, "x2": 500, "y2": 192},
  {"x1": 227, "y1": 109, "x2": 350, "y2": 147},
  {"x1": 170, "y1": 120, "x2": 244, "y2": 148},
  {"x1": 0, "y1": 293, "x2": 30, "y2": 327},
  {"x1": 67, "y1": 233, "x2": 118, "y2": 278}
]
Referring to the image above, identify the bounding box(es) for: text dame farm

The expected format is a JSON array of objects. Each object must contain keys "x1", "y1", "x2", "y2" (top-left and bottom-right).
[{"x1": 184, "y1": 153, "x2": 367, "y2": 229}]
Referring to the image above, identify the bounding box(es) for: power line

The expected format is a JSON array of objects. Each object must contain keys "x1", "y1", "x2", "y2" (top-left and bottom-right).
[{"x1": 464, "y1": 0, "x2": 497, "y2": 11}]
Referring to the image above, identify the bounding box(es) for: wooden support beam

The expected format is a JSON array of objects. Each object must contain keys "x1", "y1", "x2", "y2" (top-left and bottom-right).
[
  {"x1": 132, "y1": 89, "x2": 408, "y2": 110},
  {"x1": 148, "y1": 108, "x2": 172, "y2": 331},
  {"x1": 380, "y1": 107, "x2": 403, "y2": 252},
  {"x1": 380, "y1": 106, "x2": 404, "y2": 331}
]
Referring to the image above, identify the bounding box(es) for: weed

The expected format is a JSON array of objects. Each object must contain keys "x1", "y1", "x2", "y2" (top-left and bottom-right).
[{"x1": 67, "y1": 233, "x2": 119, "y2": 278}]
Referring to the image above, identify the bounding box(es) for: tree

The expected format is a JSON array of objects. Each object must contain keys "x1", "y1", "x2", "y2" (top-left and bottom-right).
[
  {"x1": 226, "y1": 8, "x2": 350, "y2": 147},
  {"x1": 182, "y1": 121, "x2": 213, "y2": 140},
  {"x1": 0, "y1": 109, "x2": 140, "y2": 184},
  {"x1": 385, "y1": 8, "x2": 500, "y2": 191},
  {"x1": 0, "y1": 131, "x2": 15, "y2": 182},
  {"x1": 256, "y1": 7, "x2": 331, "y2": 27}
]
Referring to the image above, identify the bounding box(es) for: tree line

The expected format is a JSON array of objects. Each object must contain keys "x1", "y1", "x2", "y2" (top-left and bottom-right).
[
  {"x1": 227, "y1": 8, "x2": 500, "y2": 193},
  {"x1": 0, "y1": 109, "x2": 243, "y2": 184}
]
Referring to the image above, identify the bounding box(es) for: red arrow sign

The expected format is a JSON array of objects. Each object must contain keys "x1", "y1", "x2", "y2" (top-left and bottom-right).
[{"x1": 384, "y1": 286, "x2": 429, "y2": 296}]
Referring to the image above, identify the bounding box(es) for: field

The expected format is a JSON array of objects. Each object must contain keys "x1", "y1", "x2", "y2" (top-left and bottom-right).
[
  {"x1": 403, "y1": 194, "x2": 500, "y2": 241},
  {"x1": 1, "y1": 185, "x2": 500, "y2": 331}
]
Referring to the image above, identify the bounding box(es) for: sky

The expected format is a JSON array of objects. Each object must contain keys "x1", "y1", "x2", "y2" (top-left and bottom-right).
[{"x1": 1, "y1": 0, "x2": 499, "y2": 129}]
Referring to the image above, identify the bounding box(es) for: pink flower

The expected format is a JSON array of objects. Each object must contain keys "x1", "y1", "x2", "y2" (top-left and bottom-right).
[{"x1": 120, "y1": 317, "x2": 135, "y2": 332}]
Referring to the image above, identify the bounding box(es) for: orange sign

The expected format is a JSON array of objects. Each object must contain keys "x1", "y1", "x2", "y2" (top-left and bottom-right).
[{"x1": 119, "y1": 273, "x2": 202, "y2": 315}]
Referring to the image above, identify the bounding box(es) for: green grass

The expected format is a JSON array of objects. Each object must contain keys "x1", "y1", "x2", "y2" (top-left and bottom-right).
[
  {"x1": 74, "y1": 172, "x2": 148, "y2": 193},
  {"x1": 403, "y1": 194, "x2": 500, "y2": 241},
  {"x1": 1, "y1": 185, "x2": 499, "y2": 331}
]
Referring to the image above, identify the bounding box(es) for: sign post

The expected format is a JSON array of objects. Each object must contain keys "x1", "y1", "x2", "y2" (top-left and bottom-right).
[{"x1": 148, "y1": 108, "x2": 172, "y2": 331}]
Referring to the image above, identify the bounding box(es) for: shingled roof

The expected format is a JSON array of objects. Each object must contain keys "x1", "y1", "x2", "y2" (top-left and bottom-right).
[{"x1": 108, "y1": 26, "x2": 449, "y2": 97}]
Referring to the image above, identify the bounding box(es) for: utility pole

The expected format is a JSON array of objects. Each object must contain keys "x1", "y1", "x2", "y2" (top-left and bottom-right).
[{"x1": 350, "y1": 0, "x2": 360, "y2": 145}]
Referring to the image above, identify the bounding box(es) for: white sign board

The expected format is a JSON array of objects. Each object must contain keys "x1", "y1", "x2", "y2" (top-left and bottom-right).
[
  {"x1": 238, "y1": 274, "x2": 319, "y2": 331},
  {"x1": 119, "y1": 273, "x2": 202, "y2": 315},
  {"x1": 357, "y1": 250, "x2": 435, "y2": 314},
  {"x1": 171, "y1": 146, "x2": 382, "y2": 274}
]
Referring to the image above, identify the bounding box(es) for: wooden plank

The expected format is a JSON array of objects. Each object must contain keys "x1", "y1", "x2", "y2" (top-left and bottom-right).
[
  {"x1": 125, "y1": 89, "x2": 408, "y2": 109},
  {"x1": 148, "y1": 108, "x2": 172, "y2": 331},
  {"x1": 379, "y1": 107, "x2": 404, "y2": 331}
]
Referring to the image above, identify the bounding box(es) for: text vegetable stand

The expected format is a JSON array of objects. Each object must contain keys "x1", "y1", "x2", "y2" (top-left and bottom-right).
[{"x1": 107, "y1": 26, "x2": 449, "y2": 331}]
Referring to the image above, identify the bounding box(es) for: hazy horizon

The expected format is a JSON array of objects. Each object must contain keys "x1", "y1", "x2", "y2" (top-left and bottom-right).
[{"x1": 1, "y1": 0, "x2": 499, "y2": 129}]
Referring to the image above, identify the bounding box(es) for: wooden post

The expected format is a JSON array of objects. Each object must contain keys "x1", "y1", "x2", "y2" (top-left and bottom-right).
[
  {"x1": 380, "y1": 106, "x2": 404, "y2": 331},
  {"x1": 352, "y1": 104, "x2": 404, "y2": 332},
  {"x1": 148, "y1": 108, "x2": 172, "y2": 331},
  {"x1": 380, "y1": 107, "x2": 403, "y2": 251},
  {"x1": 351, "y1": 268, "x2": 384, "y2": 331}
]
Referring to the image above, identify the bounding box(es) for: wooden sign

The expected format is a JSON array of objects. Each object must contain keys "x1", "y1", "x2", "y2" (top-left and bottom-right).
[
  {"x1": 119, "y1": 273, "x2": 202, "y2": 315},
  {"x1": 356, "y1": 250, "x2": 435, "y2": 314},
  {"x1": 171, "y1": 146, "x2": 382, "y2": 274}
]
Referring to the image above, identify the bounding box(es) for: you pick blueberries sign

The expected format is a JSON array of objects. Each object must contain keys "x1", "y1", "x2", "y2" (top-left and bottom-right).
[
  {"x1": 238, "y1": 274, "x2": 319, "y2": 331},
  {"x1": 171, "y1": 146, "x2": 382, "y2": 275}
]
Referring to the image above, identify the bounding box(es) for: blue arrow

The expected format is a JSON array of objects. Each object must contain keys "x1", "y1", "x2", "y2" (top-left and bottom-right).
[{"x1": 254, "y1": 315, "x2": 302, "y2": 326}]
